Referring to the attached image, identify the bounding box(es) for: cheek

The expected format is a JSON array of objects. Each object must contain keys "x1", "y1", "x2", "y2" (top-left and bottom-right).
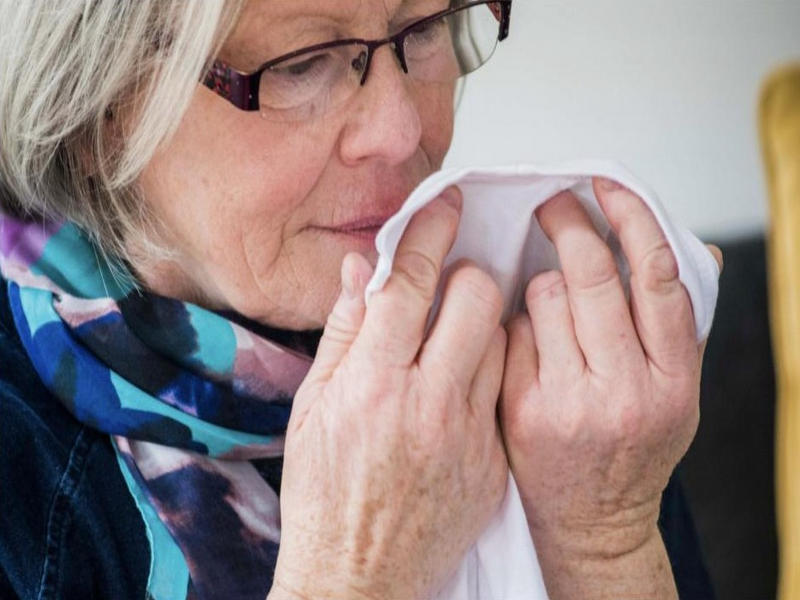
[
  {"x1": 416, "y1": 83, "x2": 455, "y2": 167},
  {"x1": 135, "y1": 93, "x2": 337, "y2": 306},
  {"x1": 135, "y1": 84, "x2": 453, "y2": 328}
]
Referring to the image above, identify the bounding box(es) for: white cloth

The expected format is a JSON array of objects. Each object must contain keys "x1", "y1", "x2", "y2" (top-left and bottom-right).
[{"x1": 365, "y1": 161, "x2": 720, "y2": 600}]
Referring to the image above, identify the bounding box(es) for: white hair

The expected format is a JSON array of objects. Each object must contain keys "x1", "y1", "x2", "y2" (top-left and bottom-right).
[{"x1": 0, "y1": 0, "x2": 244, "y2": 266}]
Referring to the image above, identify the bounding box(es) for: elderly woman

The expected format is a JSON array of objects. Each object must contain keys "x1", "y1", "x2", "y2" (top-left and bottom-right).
[{"x1": 0, "y1": 1, "x2": 716, "y2": 599}]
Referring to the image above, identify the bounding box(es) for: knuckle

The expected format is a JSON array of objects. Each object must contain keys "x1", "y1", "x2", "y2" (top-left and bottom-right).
[
  {"x1": 368, "y1": 325, "x2": 418, "y2": 362},
  {"x1": 637, "y1": 241, "x2": 679, "y2": 293},
  {"x1": 612, "y1": 402, "x2": 647, "y2": 441},
  {"x1": 418, "y1": 394, "x2": 456, "y2": 441},
  {"x1": 572, "y1": 246, "x2": 619, "y2": 294},
  {"x1": 526, "y1": 270, "x2": 567, "y2": 303},
  {"x1": 433, "y1": 366, "x2": 465, "y2": 406},
  {"x1": 557, "y1": 408, "x2": 591, "y2": 446},
  {"x1": 356, "y1": 370, "x2": 406, "y2": 412},
  {"x1": 323, "y1": 305, "x2": 356, "y2": 340},
  {"x1": 666, "y1": 377, "x2": 700, "y2": 421},
  {"x1": 449, "y1": 263, "x2": 504, "y2": 321},
  {"x1": 426, "y1": 192, "x2": 462, "y2": 228},
  {"x1": 393, "y1": 248, "x2": 441, "y2": 303}
]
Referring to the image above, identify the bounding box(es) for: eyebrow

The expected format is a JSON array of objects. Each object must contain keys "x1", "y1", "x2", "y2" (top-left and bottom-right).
[{"x1": 229, "y1": 0, "x2": 445, "y2": 69}]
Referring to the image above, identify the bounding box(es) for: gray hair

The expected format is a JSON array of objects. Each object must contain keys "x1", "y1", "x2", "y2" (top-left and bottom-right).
[{"x1": 0, "y1": 0, "x2": 244, "y2": 266}]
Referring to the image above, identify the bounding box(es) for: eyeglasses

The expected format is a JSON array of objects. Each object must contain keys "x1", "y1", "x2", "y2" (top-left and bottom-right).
[{"x1": 202, "y1": 0, "x2": 512, "y2": 122}]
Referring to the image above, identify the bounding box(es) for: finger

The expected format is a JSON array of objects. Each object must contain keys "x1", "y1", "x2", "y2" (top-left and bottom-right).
[
  {"x1": 698, "y1": 245, "x2": 722, "y2": 361},
  {"x1": 419, "y1": 261, "x2": 504, "y2": 400},
  {"x1": 698, "y1": 337, "x2": 709, "y2": 361},
  {"x1": 308, "y1": 252, "x2": 374, "y2": 382},
  {"x1": 592, "y1": 177, "x2": 695, "y2": 372},
  {"x1": 357, "y1": 186, "x2": 462, "y2": 367},
  {"x1": 536, "y1": 191, "x2": 642, "y2": 376},
  {"x1": 504, "y1": 313, "x2": 538, "y2": 393},
  {"x1": 466, "y1": 326, "x2": 507, "y2": 422},
  {"x1": 524, "y1": 269, "x2": 586, "y2": 382},
  {"x1": 499, "y1": 312, "x2": 538, "y2": 430},
  {"x1": 706, "y1": 244, "x2": 724, "y2": 273}
]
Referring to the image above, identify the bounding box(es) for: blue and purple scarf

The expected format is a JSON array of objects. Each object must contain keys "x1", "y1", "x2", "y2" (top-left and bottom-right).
[{"x1": 0, "y1": 214, "x2": 318, "y2": 599}]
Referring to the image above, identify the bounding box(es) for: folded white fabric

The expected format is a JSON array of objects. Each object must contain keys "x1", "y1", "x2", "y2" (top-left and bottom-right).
[
  {"x1": 367, "y1": 160, "x2": 719, "y2": 340},
  {"x1": 365, "y1": 160, "x2": 720, "y2": 600}
]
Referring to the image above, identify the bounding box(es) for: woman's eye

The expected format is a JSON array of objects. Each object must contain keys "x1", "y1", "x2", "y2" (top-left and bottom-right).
[
  {"x1": 270, "y1": 52, "x2": 332, "y2": 79},
  {"x1": 260, "y1": 49, "x2": 346, "y2": 111},
  {"x1": 407, "y1": 18, "x2": 447, "y2": 46}
]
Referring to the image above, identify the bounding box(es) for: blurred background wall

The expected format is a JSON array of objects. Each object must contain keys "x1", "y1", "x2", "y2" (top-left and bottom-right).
[
  {"x1": 444, "y1": 1, "x2": 800, "y2": 598},
  {"x1": 447, "y1": 0, "x2": 800, "y2": 241}
]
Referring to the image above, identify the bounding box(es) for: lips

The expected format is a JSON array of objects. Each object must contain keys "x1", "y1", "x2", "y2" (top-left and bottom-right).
[
  {"x1": 322, "y1": 215, "x2": 394, "y2": 234},
  {"x1": 305, "y1": 175, "x2": 421, "y2": 237},
  {"x1": 308, "y1": 192, "x2": 409, "y2": 236}
]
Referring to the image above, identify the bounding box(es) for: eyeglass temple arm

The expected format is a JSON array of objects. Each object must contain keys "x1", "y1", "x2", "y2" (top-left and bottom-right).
[
  {"x1": 498, "y1": 1, "x2": 512, "y2": 42},
  {"x1": 202, "y1": 62, "x2": 261, "y2": 111}
]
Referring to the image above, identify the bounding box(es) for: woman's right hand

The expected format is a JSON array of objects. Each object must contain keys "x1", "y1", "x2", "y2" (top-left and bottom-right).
[{"x1": 270, "y1": 188, "x2": 509, "y2": 600}]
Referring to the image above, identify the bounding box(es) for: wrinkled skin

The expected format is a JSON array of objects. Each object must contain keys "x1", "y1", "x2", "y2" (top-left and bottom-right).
[
  {"x1": 500, "y1": 180, "x2": 722, "y2": 599},
  {"x1": 130, "y1": 0, "x2": 722, "y2": 597},
  {"x1": 275, "y1": 192, "x2": 508, "y2": 599}
]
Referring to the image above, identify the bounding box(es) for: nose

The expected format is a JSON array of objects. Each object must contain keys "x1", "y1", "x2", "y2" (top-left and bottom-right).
[{"x1": 337, "y1": 44, "x2": 423, "y2": 167}]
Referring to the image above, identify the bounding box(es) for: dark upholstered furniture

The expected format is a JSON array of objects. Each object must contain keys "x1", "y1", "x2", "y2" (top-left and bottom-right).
[{"x1": 681, "y1": 235, "x2": 778, "y2": 599}]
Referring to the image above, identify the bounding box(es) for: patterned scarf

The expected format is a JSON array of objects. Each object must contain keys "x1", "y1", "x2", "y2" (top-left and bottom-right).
[{"x1": 0, "y1": 214, "x2": 320, "y2": 600}]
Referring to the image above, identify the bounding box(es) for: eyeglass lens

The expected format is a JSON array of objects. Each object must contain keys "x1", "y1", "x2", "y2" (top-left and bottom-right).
[{"x1": 257, "y1": 2, "x2": 503, "y2": 121}]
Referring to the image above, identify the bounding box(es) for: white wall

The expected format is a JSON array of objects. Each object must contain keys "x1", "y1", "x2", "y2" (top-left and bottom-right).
[{"x1": 445, "y1": 0, "x2": 800, "y2": 241}]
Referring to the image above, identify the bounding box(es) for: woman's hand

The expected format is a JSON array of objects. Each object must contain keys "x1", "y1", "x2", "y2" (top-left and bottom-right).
[
  {"x1": 271, "y1": 188, "x2": 508, "y2": 600},
  {"x1": 499, "y1": 178, "x2": 722, "y2": 599}
]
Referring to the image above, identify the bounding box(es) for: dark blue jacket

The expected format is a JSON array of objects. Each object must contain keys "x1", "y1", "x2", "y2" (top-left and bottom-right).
[
  {"x1": 0, "y1": 275, "x2": 714, "y2": 599},
  {"x1": 0, "y1": 275, "x2": 150, "y2": 599}
]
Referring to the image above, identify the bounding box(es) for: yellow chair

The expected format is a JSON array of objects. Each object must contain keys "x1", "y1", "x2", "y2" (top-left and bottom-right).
[{"x1": 760, "y1": 63, "x2": 800, "y2": 600}]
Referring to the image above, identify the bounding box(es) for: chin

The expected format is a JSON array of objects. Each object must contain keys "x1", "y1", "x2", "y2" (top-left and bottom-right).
[
  {"x1": 244, "y1": 306, "x2": 325, "y2": 332},
  {"x1": 252, "y1": 283, "x2": 341, "y2": 332}
]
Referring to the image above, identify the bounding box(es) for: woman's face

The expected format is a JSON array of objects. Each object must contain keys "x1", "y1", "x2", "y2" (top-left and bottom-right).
[{"x1": 136, "y1": 0, "x2": 455, "y2": 330}]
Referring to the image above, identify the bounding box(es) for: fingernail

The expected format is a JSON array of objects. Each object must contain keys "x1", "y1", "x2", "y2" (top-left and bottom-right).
[
  {"x1": 440, "y1": 186, "x2": 462, "y2": 210},
  {"x1": 597, "y1": 177, "x2": 625, "y2": 193}
]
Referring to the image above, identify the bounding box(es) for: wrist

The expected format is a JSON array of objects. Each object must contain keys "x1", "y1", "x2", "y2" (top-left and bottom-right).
[
  {"x1": 271, "y1": 537, "x2": 426, "y2": 600},
  {"x1": 270, "y1": 548, "x2": 379, "y2": 600},
  {"x1": 526, "y1": 495, "x2": 662, "y2": 561},
  {"x1": 268, "y1": 572, "x2": 377, "y2": 600},
  {"x1": 532, "y1": 521, "x2": 677, "y2": 600},
  {"x1": 267, "y1": 579, "x2": 309, "y2": 600}
]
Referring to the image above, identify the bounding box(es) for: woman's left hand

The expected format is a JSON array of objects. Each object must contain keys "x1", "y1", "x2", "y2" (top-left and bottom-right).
[{"x1": 499, "y1": 178, "x2": 722, "y2": 598}]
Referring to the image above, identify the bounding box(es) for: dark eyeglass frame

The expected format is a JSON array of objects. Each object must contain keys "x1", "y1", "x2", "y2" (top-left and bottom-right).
[{"x1": 202, "y1": 0, "x2": 512, "y2": 113}]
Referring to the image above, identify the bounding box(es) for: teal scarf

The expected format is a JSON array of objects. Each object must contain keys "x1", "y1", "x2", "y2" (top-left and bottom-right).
[{"x1": 1, "y1": 214, "x2": 319, "y2": 599}]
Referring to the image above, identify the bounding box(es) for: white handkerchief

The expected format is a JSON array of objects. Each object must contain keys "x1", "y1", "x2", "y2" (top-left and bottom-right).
[
  {"x1": 365, "y1": 161, "x2": 720, "y2": 600},
  {"x1": 367, "y1": 160, "x2": 719, "y2": 340}
]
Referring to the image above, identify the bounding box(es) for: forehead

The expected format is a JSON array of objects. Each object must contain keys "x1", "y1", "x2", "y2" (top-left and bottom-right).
[
  {"x1": 223, "y1": 0, "x2": 447, "y2": 67},
  {"x1": 239, "y1": 0, "x2": 404, "y2": 27}
]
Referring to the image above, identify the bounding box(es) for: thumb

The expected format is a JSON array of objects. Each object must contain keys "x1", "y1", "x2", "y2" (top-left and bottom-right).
[{"x1": 309, "y1": 252, "x2": 374, "y2": 381}]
